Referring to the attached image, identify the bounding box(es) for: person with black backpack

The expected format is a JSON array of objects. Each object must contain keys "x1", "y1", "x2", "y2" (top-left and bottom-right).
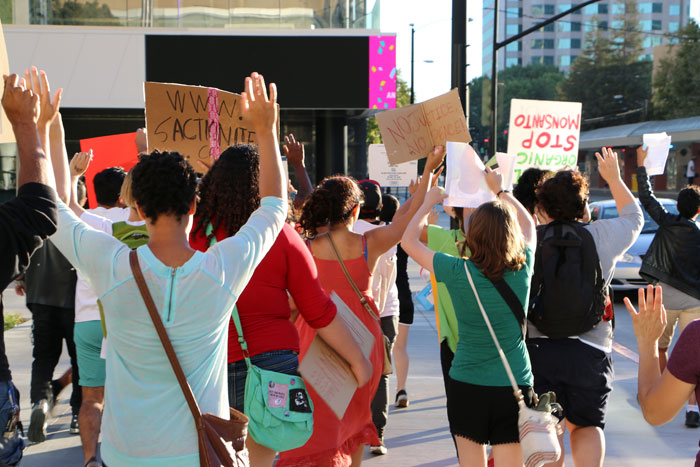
[{"x1": 527, "y1": 147, "x2": 643, "y2": 467}]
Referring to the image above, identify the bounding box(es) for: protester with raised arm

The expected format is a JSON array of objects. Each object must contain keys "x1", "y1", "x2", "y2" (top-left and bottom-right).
[
  {"x1": 47, "y1": 72, "x2": 286, "y2": 465},
  {"x1": 0, "y1": 72, "x2": 60, "y2": 465},
  {"x1": 636, "y1": 146, "x2": 700, "y2": 427},
  {"x1": 527, "y1": 148, "x2": 643, "y2": 467}
]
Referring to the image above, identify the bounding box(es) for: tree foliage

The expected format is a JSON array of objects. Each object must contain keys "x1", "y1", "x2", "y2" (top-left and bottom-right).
[
  {"x1": 367, "y1": 72, "x2": 410, "y2": 144},
  {"x1": 652, "y1": 20, "x2": 700, "y2": 120},
  {"x1": 558, "y1": 0, "x2": 652, "y2": 129},
  {"x1": 31, "y1": 0, "x2": 119, "y2": 26}
]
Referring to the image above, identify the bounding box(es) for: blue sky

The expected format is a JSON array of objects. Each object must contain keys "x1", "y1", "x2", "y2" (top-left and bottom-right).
[{"x1": 380, "y1": 0, "x2": 700, "y2": 103}]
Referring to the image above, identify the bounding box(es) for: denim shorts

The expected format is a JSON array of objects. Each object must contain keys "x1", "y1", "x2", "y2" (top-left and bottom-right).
[{"x1": 227, "y1": 350, "x2": 299, "y2": 412}]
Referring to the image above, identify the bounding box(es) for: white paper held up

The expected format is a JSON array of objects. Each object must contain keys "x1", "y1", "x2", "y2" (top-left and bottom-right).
[
  {"x1": 495, "y1": 152, "x2": 516, "y2": 192},
  {"x1": 368, "y1": 144, "x2": 418, "y2": 187},
  {"x1": 642, "y1": 132, "x2": 672, "y2": 176},
  {"x1": 444, "y1": 142, "x2": 496, "y2": 208}
]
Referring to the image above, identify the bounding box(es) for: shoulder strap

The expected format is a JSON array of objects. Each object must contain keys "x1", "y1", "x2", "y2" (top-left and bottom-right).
[
  {"x1": 491, "y1": 278, "x2": 526, "y2": 339},
  {"x1": 327, "y1": 233, "x2": 379, "y2": 322},
  {"x1": 363, "y1": 235, "x2": 368, "y2": 262},
  {"x1": 128, "y1": 250, "x2": 203, "y2": 428},
  {"x1": 463, "y1": 260, "x2": 524, "y2": 404}
]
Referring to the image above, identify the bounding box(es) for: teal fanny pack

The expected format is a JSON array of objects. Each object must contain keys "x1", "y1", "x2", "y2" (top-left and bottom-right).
[
  {"x1": 232, "y1": 306, "x2": 314, "y2": 452},
  {"x1": 207, "y1": 224, "x2": 313, "y2": 451}
]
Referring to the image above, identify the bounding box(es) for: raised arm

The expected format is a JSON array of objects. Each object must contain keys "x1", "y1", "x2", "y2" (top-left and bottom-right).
[
  {"x1": 624, "y1": 286, "x2": 695, "y2": 425},
  {"x1": 67, "y1": 151, "x2": 93, "y2": 217},
  {"x1": 242, "y1": 72, "x2": 286, "y2": 202},
  {"x1": 26, "y1": 67, "x2": 61, "y2": 183},
  {"x1": 401, "y1": 186, "x2": 447, "y2": 274},
  {"x1": 635, "y1": 146, "x2": 674, "y2": 226},
  {"x1": 365, "y1": 146, "x2": 445, "y2": 266},
  {"x1": 283, "y1": 134, "x2": 313, "y2": 208},
  {"x1": 48, "y1": 114, "x2": 70, "y2": 204},
  {"x1": 485, "y1": 166, "x2": 536, "y2": 249}
]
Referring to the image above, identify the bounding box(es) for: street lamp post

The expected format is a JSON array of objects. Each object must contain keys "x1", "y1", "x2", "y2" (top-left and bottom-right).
[{"x1": 410, "y1": 23, "x2": 415, "y2": 105}]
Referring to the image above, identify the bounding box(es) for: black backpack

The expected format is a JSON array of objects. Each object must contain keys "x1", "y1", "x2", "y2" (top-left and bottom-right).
[{"x1": 528, "y1": 221, "x2": 606, "y2": 339}]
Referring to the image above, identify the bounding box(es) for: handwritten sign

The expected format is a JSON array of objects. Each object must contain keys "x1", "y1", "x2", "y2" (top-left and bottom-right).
[
  {"x1": 298, "y1": 293, "x2": 374, "y2": 419},
  {"x1": 80, "y1": 133, "x2": 139, "y2": 209},
  {"x1": 643, "y1": 132, "x2": 672, "y2": 176},
  {"x1": 375, "y1": 89, "x2": 471, "y2": 165},
  {"x1": 145, "y1": 82, "x2": 259, "y2": 167},
  {"x1": 367, "y1": 144, "x2": 417, "y2": 187},
  {"x1": 444, "y1": 142, "x2": 495, "y2": 208},
  {"x1": 507, "y1": 99, "x2": 582, "y2": 182}
]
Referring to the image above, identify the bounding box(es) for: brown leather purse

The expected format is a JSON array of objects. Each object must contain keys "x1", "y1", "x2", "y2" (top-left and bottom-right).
[{"x1": 129, "y1": 250, "x2": 250, "y2": 467}]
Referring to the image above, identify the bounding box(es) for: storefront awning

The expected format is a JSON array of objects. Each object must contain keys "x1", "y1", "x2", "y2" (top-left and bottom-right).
[{"x1": 580, "y1": 115, "x2": 700, "y2": 150}]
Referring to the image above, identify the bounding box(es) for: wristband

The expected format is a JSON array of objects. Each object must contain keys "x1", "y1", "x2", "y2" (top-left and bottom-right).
[{"x1": 496, "y1": 189, "x2": 510, "y2": 197}]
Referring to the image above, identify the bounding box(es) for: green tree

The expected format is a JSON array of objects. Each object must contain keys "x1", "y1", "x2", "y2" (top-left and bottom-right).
[
  {"x1": 50, "y1": 0, "x2": 119, "y2": 26},
  {"x1": 367, "y1": 72, "x2": 410, "y2": 144},
  {"x1": 559, "y1": 2, "x2": 652, "y2": 129},
  {"x1": 652, "y1": 20, "x2": 700, "y2": 120}
]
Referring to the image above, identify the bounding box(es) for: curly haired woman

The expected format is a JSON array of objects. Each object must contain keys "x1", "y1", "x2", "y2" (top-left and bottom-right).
[
  {"x1": 189, "y1": 145, "x2": 372, "y2": 467},
  {"x1": 277, "y1": 146, "x2": 445, "y2": 467}
]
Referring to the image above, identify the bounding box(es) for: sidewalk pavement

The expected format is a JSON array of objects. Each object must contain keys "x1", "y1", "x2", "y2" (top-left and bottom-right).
[{"x1": 2, "y1": 214, "x2": 698, "y2": 466}]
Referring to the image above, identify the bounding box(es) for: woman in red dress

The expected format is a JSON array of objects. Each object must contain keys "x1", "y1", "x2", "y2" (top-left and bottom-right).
[{"x1": 278, "y1": 146, "x2": 444, "y2": 466}]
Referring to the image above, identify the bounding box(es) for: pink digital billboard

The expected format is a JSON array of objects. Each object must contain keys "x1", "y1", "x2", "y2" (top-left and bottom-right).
[{"x1": 369, "y1": 36, "x2": 397, "y2": 110}]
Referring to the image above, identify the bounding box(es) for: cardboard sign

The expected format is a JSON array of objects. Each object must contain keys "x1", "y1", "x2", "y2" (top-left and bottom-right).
[
  {"x1": 643, "y1": 132, "x2": 672, "y2": 176},
  {"x1": 145, "y1": 82, "x2": 260, "y2": 167},
  {"x1": 375, "y1": 89, "x2": 471, "y2": 165},
  {"x1": 444, "y1": 142, "x2": 496, "y2": 208},
  {"x1": 80, "y1": 133, "x2": 139, "y2": 209},
  {"x1": 506, "y1": 99, "x2": 582, "y2": 182},
  {"x1": 367, "y1": 144, "x2": 417, "y2": 187},
  {"x1": 298, "y1": 292, "x2": 374, "y2": 419}
]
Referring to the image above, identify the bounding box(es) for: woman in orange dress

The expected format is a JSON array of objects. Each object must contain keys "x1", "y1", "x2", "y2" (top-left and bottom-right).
[{"x1": 277, "y1": 147, "x2": 444, "y2": 466}]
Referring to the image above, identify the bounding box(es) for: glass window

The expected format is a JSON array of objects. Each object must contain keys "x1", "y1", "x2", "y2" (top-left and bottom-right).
[
  {"x1": 598, "y1": 4, "x2": 608, "y2": 14},
  {"x1": 559, "y1": 22, "x2": 571, "y2": 32},
  {"x1": 643, "y1": 36, "x2": 663, "y2": 48},
  {"x1": 506, "y1": 23, "x2": 520, "y2": 34},
  {"x1": 571, "y1": 38, "x2": 581, "y2": 49},
  {"x1": 652, "y1": 3, "x2": 662, "y2": 13},
  {"x1": 532, "y1": 38, "x2": 554, "y2": 49},
  {"x1": 484, "y1": 42, "x2": 493, "y2": 55},
  {"x1": 506, "y1": 57, "x2": 521, "y2": 67},
  {"x1": 543, "y1": 56, "x2": 554, "y2": 65},
  {"x1": 670, "y1": 4, "x2": 680, "y2": 15},
  {"x1": 669, "y1": 21, "x2": 680, "y2": 32},
  {"x1": 583, "y1": 4, "x2": 596, "y2": 14},
  {"x1": 638, "y1": 3, "x2": 652, "y2": 14},
  {"x1": 531, "y1": 56, "x2": 542, "y2": 64},
  {"x1": 560, "y1": 55, "x2": 571, "y2": 66},
  {"x1": 559, "y1": 38, "x2": 571, "y2": 49},
  {"x1": 599, "y1": 21, "x2": 608, "y2": 30},
  {"x1": 506, "y1": 7, "x2": 520, "y2": 18},
  {"x1": 532, "y1": 4, "x2": 544, "y2": 15},
  {"x1": 612, "y1": 3, "x2": 625, "y2": 14},
  {"x1": 640, "y1": 19, "x2": 651, "y2": 30},
  {"x1": 483, "y1": 27, "x2": 493, "y2": 42},
  {"x1": 543, "y1": 23, "x2": 554, "y2": 32},
  {"x1": 484, "y1": 10, "x2": 494, "y2": 23},
  {"x1": 611, "y1": 20, "x2": 624, "y2": 30},
  {"x1": 506, "y1": 41, "x2": 522, "y2": 52},
  {"x1": 571, "y1": 21, "x2": 581, "y2": 31},
  {"x1": 652, "y1": 19, "x2": 662, "y2": 30},
  {"x1": 545, "y1": 4, "x2": 555, "y2": 14}
]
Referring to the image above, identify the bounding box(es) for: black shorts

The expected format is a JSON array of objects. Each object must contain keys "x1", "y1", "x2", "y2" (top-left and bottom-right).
[
  {"x1": 527, "y1": 338, "x2": 613, "y2": 429},
  {"x1": 447, "y1": 379, "x2": 534, "y2": 445}
]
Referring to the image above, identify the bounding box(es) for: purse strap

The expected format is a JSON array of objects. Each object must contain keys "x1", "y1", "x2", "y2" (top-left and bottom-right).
[
  {"x1": 491, "y1": 278, "x2": 526, "y2": 339},
  {"x1": 128, "y1": 250, "x2": 204, "y2": 428},
  {"x1": 326, "y1": 233, "x2": 379, "y2": 322},
  {"x1": 463, "y1": 260, "x2": 525, "y2": 406}
]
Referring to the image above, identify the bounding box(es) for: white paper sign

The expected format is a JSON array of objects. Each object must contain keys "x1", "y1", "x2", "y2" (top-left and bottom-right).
[
  {"x1": 368, "y1": 144, "x2": 418, "y2": 187},
  {"x1": 642, "y1": 132, "x2": 672, "y2": 176},
  {"x1": 444, "y1": 142, "x2": 496, "y2": 208},
  {"x1": 495, "y1": 152, "x2": 516, "y2": 192},
  {"x1": 507, "y1": 99, "x2": 582, "y2": 182}
]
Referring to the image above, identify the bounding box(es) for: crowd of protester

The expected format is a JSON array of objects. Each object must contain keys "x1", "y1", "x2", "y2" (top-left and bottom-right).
[{"x1": 0, "y1": 66, "x2": 699, "y2": 467}]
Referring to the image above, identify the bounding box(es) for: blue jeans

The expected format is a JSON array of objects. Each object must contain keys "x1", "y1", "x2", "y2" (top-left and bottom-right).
[
  {"x1": 0, "y1": 381, "x2": 24, "y2": 466},
  {"x1": 227, "y1": 350, "x2": 299, "y2": 412}
]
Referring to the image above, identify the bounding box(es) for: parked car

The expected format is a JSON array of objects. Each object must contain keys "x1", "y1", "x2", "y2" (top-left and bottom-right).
[{"x1": 589, "y1": 199, "x2": 679, "y2": 292}]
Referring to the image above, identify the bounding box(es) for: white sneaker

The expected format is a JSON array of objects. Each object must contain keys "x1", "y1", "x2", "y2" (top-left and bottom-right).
[{"x1": 370, "y1": 443, "x2": 387, "y2": 455}]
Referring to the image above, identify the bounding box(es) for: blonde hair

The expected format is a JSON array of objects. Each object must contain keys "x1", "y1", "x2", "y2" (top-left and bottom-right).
[{"x1": 120, "y1": 170, "x2": 135, "y2": 208}]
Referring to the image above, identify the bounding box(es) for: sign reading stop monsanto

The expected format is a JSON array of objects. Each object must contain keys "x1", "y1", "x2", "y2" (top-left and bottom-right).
[{"x1": 506, "y1": 99, "x2": 582, "y2": 182}]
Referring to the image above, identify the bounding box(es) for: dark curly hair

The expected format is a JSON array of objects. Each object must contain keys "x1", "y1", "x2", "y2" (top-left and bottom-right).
[
  {"x1": 93, "y1": 167, "x2": 126, "y2": 206},
  {"x1": 678, "y1": 184, "x2": 700, "y2": 219},
  {"x1": 379, "y1": 194, "x2": 399, "y2": 223},
  {"x1": 299, "y1": 175, "x2": 363, "y2": 238},
  {"x1": 131, "y1": 150, "x2": 198, "y2": 223},
  {"x1": 536, "y1": 170, "x2": 589, "y2": 221},
  {"x1": 192, "y1": 145, "x2": 260, "y2": 243},
  {"x1": 513, "y1": 167, "x2": 548, "y2": 215}
]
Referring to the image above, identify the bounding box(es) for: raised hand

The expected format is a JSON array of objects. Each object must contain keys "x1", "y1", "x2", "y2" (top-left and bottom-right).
[
  {"x1": 425, "y1": 185, "x2": 447, "y2": 207},
  {"x1": 427, "y1": 206, "x2": 440, "y2": 225},
  {"x1": 595, "y1": 147, "x2": 622, "y2": 184},
  {"x1": 425, "y1": 145, "x2": 446, "y2": 173},
  {"x1": 484, "y1": 166, "x2": 503, "y2": 195},
  {"x1": 241, "y1": 72, "x2": 277, "y2": 133},
  {"x1": 283, "y1": 134, "x2": 305, "y2": 167},
  {"x1": 637, "y1": 145, "x2": 648, "y2": 168},
  {"x1": 431, "y1": 165, "x2": 444, "y2": 188},
  {"x1": 624, "y1": 285, "x2": 667, "y2": 347},
  {"x1": 25, "y1": 67, "x2": 61, "y2": 130},
  {"x1": 2, "y1": 74, "x2": 39, "y2": 127},
  {"x1": 70, "y1": 150, "x2": 93, "y2": 177},
  {"x1": 408, "y1": 176, "x2": 421, "y2": 196},
  {"x1": 135, "y1": 128, "x2": 148, "y2": 154}
]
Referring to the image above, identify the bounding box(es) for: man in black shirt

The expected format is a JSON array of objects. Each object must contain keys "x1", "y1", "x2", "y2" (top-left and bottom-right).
[{"x1": 0, "y1": 73, "x2": 60, "y2": 463}]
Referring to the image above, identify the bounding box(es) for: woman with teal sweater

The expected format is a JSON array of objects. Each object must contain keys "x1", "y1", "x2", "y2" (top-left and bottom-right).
[{"x1": 402, "y1": 168, "x2": 536, "y2": 467}]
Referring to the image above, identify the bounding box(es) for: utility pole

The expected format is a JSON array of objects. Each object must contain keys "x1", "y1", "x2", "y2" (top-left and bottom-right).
[
  {"x1": 489, "y1": 0, "x2": 602, "y2": 156},
  {"x1": 410, "y1": 24, "x2": 415, "y2": 104},
  {"x1": 451, "y1": 0, "x2": 467, "y2": 115}
]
